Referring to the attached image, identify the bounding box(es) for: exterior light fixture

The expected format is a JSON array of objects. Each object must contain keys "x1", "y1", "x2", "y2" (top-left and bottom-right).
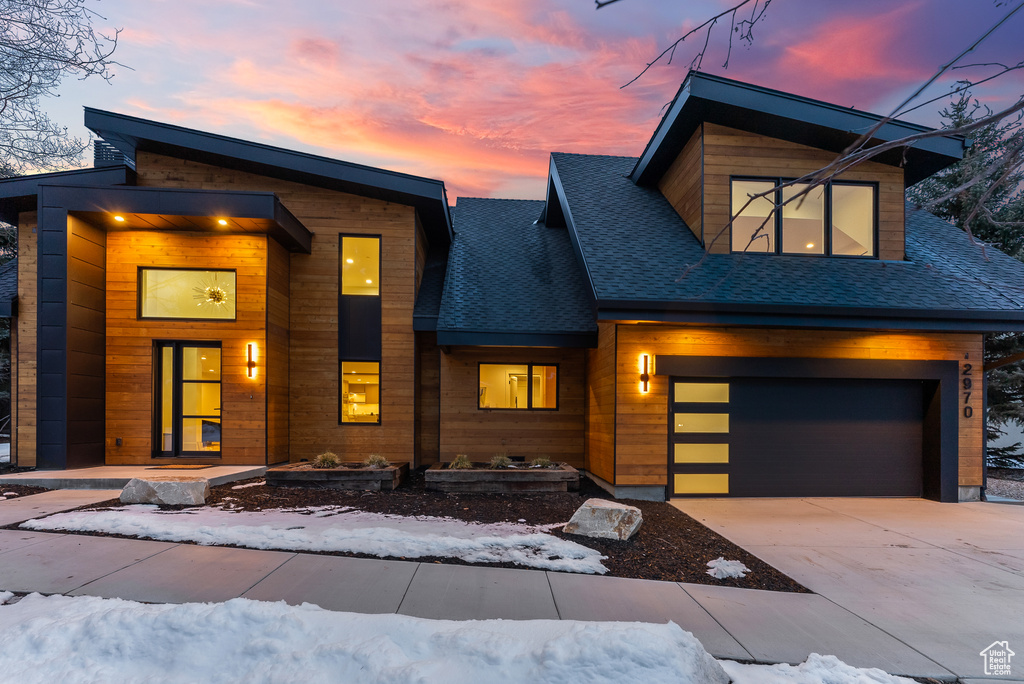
[
  {"x1": 639, "y1": 353, "x2": 653, "y2": 394},
  {"x1": 217, "y1": 219, "x2": 228, "y2": 226},
  {"x1": 247, "y1": 343, "x2": 258, "y2": 378},
  {"x1": 113, "y1": 215, "x2": 125, "y2": 222}
]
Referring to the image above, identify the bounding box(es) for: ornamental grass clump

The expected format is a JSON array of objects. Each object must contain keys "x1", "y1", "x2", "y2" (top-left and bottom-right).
[
  {"x1": 311, "y1": 451, "x2": 340, "y2": 469},
  {"x1": 489, "y1": 453, "x2": 512, "y2": 469},
  {"x1": 363, "y1": 453, "x2": 389, "y2": 469},
  {"x1": 448, "y1": 454, "x2": 472, "y2": 469},
  {"x1": 529, "y1": 457, "x2": 552, "y2": 469}
]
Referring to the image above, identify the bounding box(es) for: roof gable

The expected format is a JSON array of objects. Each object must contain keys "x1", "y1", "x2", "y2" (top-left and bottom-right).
[
  {"x1": 84, "y1": 108, "x2": 452, "y2": 247},
  {"x1": 631, "y1": 71, "x2": 966, "y2": 188}
]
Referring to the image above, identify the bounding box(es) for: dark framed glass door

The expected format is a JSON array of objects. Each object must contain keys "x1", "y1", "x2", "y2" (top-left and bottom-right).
[{"x1": 154, "y1": 341, "x2": 222, "y2": 457}]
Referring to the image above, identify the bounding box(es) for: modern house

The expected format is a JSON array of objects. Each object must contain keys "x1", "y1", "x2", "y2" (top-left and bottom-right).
[{"x1": 3, "y1": 72, "x2": 1024, "y2": 502}]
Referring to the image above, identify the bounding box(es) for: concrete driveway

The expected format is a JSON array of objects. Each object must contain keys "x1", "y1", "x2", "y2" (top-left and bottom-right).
[{"x1": 672, "y1": 497, "x2": 1024, "y2": 681}]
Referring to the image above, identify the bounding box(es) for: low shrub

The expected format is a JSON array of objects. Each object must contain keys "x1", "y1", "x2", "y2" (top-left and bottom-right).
[
  {"x1": 529, "y1": 457, "x2": 552, "y2": 468},
  {"x1": 363, "y1": 453, "x2": 389, "y2": 469},
  {"x1": 449, "y1": 454, "x2": 473, "y2": 469},
  {"x1": 311, "y1": 451, "x2": 340, "y2": 469},
  {"x1": 489, "y1": 453, "x2": 512, "y2": 469}
]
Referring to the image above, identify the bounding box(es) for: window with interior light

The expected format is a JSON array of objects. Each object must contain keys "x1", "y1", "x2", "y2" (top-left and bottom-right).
[
  {"x1": 139, "y1": 268, "x2": 236, "y2": 320},
  {"x1": 339, "y1": 235, "x2": 382, "y2": 424},
  {"x1": 340, "y1": 361, "x2": 381, "y2": 423},
  {"x1": 730, "y1": 178, "x2": 876, "y2": 257},
  {"x1": 154, "y1": 341, "x2": 222, "y2": 457},
  {"x1": 478, "y1": 364, "x2": 558, "y2": 410}
]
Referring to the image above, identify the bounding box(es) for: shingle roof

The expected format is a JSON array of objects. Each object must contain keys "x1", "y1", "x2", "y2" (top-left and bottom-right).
[
  {"x1": 552, "y1": 152, "x2": 1024, "y2": 321},
  {"x1": 0, "y1": 258, "x2": 16, "y2": 317},
  {"x1": 436, "y1": 198, "x2": 596, "y2": 344}
]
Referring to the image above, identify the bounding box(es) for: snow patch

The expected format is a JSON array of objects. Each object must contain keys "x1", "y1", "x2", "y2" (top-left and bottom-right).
[
  {"x1": 230, "y1": 480, "x2": 265, "y2": 490},
  {"x1": 0, "y1": 591, "x2": 13, "y2": 604},
  {"x1": 3, "y1": 492, "x2": 18, "y2": 497},
  {"x1": 0, "y1": 594, "x2": 916, "y2": 684},
  {"x1": 706, "y1": 557, "x2": 750, "y2": 579},
  {"x1": 21, "y1": 504, "x2": 607, "y2": 574}
]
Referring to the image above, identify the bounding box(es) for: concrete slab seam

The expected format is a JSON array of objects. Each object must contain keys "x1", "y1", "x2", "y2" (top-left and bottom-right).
[{"x1": 676, "y1": 583, "x2": 754, "y2": 662}]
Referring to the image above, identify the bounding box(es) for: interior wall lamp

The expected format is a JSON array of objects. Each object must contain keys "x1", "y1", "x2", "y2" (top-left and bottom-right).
[
  {"x1": 639, "y1": 353, "x2": 653, "y2": 394},
  {"x1": 247, "y1": 343, "x2": 258, "y2": 378}
]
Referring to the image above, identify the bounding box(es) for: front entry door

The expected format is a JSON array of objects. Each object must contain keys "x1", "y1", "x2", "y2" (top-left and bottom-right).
[{"x1": 155, "y1": 342, "x2": 222, "y2": 457}]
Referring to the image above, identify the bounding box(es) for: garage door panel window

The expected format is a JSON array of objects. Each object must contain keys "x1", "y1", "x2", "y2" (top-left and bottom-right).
[
  {"x1": 674, "y1": 443, "x2": 730, "y2": 464},
  {"x1": 673, "y1": 382, "x2": 729, "y2": 403},
  {"x1": 674, "y1": 473, "x2": 729, "y2": 495}
]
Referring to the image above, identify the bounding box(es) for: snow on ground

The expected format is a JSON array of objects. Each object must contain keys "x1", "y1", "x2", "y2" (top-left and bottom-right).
[
  {"x1": 706, "y1": 557, "x2": 750, "y2": 579},
  {"x1": 21, "y1": 504, "x2": 606, "y2": 574},
  {"x1": 0, "y1": 593, "x2": 915, "y2": 684},
  {"x1": 230, "y1": 480, "x2": 265, "y2": 490}
]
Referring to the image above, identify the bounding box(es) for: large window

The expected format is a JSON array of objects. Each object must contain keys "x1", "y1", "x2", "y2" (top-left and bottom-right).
[
  {"x1": 155, "y1": 342, "x2": 222, "y2": 457},
  {"x1": 339, "y1": 236, "x2": 382, "y2": 424},
  {"x1": 731, "y1": 178, "x2": 876, "y2": 257},
  {"x1": 478, "y1": 364, "x2": 557, "y2": 410},
  {"x1": 139, "y1": 269, "x2": 236, "y2": 320}
]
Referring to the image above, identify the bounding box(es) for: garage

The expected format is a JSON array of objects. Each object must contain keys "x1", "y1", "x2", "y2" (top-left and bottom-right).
[
  {"x1": 670, "y1": 377, "x2": 925, "y2": 497},
  {"x1": 660, "y1": 356, "x2": 959, "y2": 501}
]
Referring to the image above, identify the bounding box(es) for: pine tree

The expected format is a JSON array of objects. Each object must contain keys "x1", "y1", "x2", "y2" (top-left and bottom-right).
[{"x1": 909, "y1": 89, "x2": 1024, "y2": 466}]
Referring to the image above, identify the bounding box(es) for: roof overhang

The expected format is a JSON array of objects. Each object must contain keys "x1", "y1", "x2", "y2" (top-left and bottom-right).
[
  {"x1": 631, "y1": 72, "x2": 966, "y2": 188},
  {"x1": 84, "y1": 107, "x2": 453, "y2": 247},
  {"x1": 41, "y1": 184, "x2": 313, "y2": 253},
  {"x1": 597, "y1": 299, "x2": 1024, "y2": 334},
  {"x1": 0, "y1": 166, "x2": 134, "y2": 224},
  {"x1": 436, "y1": 330, "x2": 598, "y2": 348}
]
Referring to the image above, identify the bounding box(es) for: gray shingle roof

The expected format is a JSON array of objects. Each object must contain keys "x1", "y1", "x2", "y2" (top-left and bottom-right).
[
  {"x1": 437, "y1": 198, "x2": 596, "y2": 339},
  {"x1": 0, "y1": 257, "x2": 16, "y2": 317},
  {"x1": 552, "y1": 152, "x2": 1024, "y2": 317}
]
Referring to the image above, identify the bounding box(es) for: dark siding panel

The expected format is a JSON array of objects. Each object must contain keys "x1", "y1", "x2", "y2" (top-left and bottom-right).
[{"x1": 339, "y1": 296, "x2": 382, "y2": 360}]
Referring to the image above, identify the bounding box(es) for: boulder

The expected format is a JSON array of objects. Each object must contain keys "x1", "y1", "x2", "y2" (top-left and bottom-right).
[
  {"x1": 563, "y1": 498, "x2": 642, "y2": 541},
  {"x1": 120, "y1": 476, "x2": 211, "y2": 506}
]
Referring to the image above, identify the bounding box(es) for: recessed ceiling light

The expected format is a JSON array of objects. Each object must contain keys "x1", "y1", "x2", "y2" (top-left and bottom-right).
[
  {"x1": 805, "y1": 242, "x2": 815, "y2": 249},
  {"x1": 113, "y1": 215, "x2": 125, "y2": 222},
  {"x1": 366, "y1": 279, "x2": 372, "y2": 284},
  {"x1": 217, "y1": 219, "x2": 228, "y2": 226},
  {"x1": 346, "y1": 258, "x2": 354, "y2": 264}
]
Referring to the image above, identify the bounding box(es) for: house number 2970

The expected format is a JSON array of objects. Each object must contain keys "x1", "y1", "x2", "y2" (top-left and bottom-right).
[{"x1": 962, "y1": 363, "x2": 973, "y2": 418}]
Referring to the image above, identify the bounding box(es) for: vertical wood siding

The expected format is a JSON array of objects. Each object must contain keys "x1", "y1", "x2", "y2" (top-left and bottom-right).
[
  {"x1": 439, "y1": 347, "x2": 585, "y2": 466},
  {"x1": 612, "y1": 324, "x2": 984, "y2": 487},
  {"x1": 417, "y1": 332, "x2": 440, "y2": 466},
  {"x1": 15, "y1": 211, "x2": 37, "y2": 467}
]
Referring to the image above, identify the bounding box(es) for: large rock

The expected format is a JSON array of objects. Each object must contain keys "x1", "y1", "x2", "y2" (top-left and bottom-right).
[
  {"x1": 120, "y1": 476, "x2": 211, "y2": 505},
  {"x1": 563, "y1": 498, "x2": 642, "y2": 540}
]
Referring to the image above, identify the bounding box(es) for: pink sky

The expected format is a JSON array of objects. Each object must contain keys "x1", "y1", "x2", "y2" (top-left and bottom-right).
[{"x1": 50, "y1": 0, "x2": 1024, "y2": 200}]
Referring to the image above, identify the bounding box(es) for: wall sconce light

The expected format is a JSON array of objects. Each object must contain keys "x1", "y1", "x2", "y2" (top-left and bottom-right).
[
  {"x1": 639, "y1": 353, "x2": 653, "y2": 394},
  {"x1": 247, "y1": 343, "x2": 257, "y2": 378}
]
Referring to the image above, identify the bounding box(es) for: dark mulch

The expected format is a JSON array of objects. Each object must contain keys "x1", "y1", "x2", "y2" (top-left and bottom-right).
[
  {"x1": 989, "y1": 467, "x2": 1024, "y2": 482},
  {"x1": 0, "y1": 484, "x2": 50, "y2": 498},
  {"x1": 65, "y1": 469, "x2": 807, "y2": 592}
]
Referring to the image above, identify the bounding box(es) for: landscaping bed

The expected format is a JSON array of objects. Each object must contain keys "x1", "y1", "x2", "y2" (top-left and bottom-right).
[
  {"x1": 0, "y1": 484, "x2": 50, "y2": 499},
  {"x1": 267, "y1": 462, "x2": 407, "y2": 491},
  {"x1": 425, "y1": 462, "x2": 579, "y2": 493},
  {"x1": 61, "y1": 468, "x2": 807, "y2": 592}
]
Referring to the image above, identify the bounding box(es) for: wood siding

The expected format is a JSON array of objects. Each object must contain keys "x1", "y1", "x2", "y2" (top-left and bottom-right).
[
  {"x1": 658, "y1": 124, "x2": 703, "y2": 242},
  {"x1": 417, "y1": 332, "x2": 440, "y2": 466},
  {"x1": 136, "y1": 152, "x2": 419, "y2": 465},
  {"x1": 439, "y1": 347, "x2": 585, "y2": 466},
  {"x1": 585, "y1": 321, "x2": 616, "y2": 482},
  {"x1": 659, "y1": 123, "x2": 906, "y2": 259},
  {"x1": 15, "y1": 211, "x2": 38, "y2": 467},
  {"x1": 67, "y1": 215, "x2": 106, "y2": 467},
  {"x1": 105, "y1": 231, "x2": 268, "y2": 464},
  {"x1": 267, "y1": 238, "x2": 290, "y2": 464},
  {"x1": 612, "y1": 324, "x2": 984, "y2": 487}
]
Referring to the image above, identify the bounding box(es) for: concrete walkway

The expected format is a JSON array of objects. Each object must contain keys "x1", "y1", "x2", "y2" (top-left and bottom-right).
[
  {"x1": 0, "y1": 465, "x2": 265, "y2": 489},
  {"x1": 673, "y1": 497, "x2": 1024, "y2": 681},
  {"x1": 0, "y1": 491, "x2": 966, "y2": 679}
]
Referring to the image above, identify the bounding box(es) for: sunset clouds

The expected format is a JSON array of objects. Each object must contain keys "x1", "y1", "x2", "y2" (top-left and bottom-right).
[{"x1": 50, "y1": 0, "x2": 1024, "y2": 200}]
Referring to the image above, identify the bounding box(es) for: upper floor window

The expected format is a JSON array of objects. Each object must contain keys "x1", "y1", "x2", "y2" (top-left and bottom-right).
[
  {"x1": 342, "y1": 236, "x2": 380, "y2": 295},
  {"x1": 730, "y1": 178, "x2": 876, "y2": 257},
  {"x1": 139, "y1": 268, "x2": 236, "y2": 320}
]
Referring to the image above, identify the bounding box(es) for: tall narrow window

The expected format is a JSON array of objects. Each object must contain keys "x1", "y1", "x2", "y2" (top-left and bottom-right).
[
  {"x1": 731, "y1": 180, "x2": 776, "y2": 253},
  {"x1": 478, "y1": 363, "x2": 559, "y2": 410},
  {"x1": 340, "y1": 236, "x2": 382, "y2": 424},
  {"x1": 781, "y1": 183, "x2": 824, "y2": 255},
  {"x1": 831, "y1": 184, "x2": 875, "y2": 256},
  {"x1": 155, "y1": 342, "x2": 222, "y2": 457}
]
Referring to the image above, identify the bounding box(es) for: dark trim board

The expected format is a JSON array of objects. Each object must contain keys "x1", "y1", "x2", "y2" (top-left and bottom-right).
[{"x1": 656, "y1": 356, "x2": 960, "y2": 502}]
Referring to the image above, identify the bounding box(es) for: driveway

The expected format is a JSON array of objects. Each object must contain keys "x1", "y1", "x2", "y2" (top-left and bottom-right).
[{"x1": 671, "y1": 497, "x2": 1024, "y2": 680}]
